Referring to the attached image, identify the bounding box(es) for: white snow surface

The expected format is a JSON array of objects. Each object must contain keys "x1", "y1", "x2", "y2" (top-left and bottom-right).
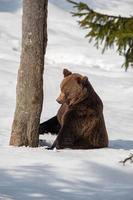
[{"x1": 0, "y1": 1, "x2": 133, "y2": 200}]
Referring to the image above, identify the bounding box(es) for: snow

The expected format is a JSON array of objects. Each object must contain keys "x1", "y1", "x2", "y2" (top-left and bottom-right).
[
  {"x1": 0, "y1": 1, "x2": 133, "y2": 200},
  {"x1": 50, "y1": 0, "x2": 133, "y2": 17}
]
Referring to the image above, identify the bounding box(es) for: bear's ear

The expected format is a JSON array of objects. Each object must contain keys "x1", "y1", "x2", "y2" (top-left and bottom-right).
[
  {"x1": 63, "y1": 68, "x2": 72, "y2": 77},
  {"x1": 76, "y1": 76, "x2": 82, "y2": 84},
  {"x1": 81, "y1": 76, "x2": 88, "y2": 87}
]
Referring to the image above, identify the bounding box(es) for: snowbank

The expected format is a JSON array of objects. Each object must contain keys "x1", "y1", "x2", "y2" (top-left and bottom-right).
[{"x1": 0, "y1": 1, "x2": 133, "y2": 200}]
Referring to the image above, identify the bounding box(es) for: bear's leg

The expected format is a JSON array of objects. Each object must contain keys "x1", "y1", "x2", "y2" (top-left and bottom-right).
[
  {"x1": 49, "y1": 127, "x2": 74, "y2": 149},
  {"x1": 49, "y1": 113, "x2": 76, "y2": 149},
  {"x1": 39, "y1": 116, "x2": 61, "y2": 135}
]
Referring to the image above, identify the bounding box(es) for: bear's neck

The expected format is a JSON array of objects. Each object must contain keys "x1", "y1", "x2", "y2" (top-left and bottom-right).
[
  {"x1": 74, "y1": 84, "x2": 102, "y2": 108},
  {"x1": 68, "y1": 82, "x2": 103, "y2": 110}
]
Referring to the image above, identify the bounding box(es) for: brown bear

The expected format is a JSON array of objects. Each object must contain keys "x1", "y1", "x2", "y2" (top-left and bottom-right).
[{"x1": 39, "y1": 69, "x2": 108, "y2": 149}]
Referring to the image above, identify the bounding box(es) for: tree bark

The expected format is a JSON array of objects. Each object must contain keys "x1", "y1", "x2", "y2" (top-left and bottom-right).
[{"x1": 10, "y1": 0, "x2": 48, "y2": 147}]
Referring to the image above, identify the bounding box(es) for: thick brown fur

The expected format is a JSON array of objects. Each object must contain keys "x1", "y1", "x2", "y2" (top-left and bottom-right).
[{"x1": 39, "y1": 69, "x2": 108, "y2": 149}]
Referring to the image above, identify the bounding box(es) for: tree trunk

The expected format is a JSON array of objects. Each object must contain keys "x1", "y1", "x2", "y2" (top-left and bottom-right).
[{"x1": 10, "y1": 0, "x2": 48, "y2": 147}]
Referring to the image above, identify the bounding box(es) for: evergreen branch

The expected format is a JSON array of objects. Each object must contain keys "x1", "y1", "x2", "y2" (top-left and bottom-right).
[
  {"x1": 67, "y1": 0, "x2": 133, "y2": 70},
  {"x1": 67, "y1": 0, "x2": 132, "y2": 19}
]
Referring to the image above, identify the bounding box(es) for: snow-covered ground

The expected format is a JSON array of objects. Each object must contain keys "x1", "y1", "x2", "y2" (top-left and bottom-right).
[{"x1": 0, "y1": 1, "x2": 133, "y2": 199}]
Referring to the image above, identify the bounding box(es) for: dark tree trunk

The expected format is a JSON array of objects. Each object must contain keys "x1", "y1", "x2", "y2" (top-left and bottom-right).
[{"x1": 10, "y1": 0, "x2": 48, "y2": 147}]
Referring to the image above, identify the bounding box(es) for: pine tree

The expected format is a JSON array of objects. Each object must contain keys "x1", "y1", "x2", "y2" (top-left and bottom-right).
[
  {"x1": 67, "y1": 0, "x2": 133, "y2": 70},
  {"x1": 10, "y1": 0, "x2": 48, "y2": 147}
]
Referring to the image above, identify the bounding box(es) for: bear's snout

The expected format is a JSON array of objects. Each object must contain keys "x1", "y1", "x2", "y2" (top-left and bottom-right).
[{"x1": 56, "y1": 93, "x2": 65, "y2": 104}]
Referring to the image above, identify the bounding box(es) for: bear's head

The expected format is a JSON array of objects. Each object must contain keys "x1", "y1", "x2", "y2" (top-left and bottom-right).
[{"x1": 56, "y1": 69, "x2": 89, "y2": 106}]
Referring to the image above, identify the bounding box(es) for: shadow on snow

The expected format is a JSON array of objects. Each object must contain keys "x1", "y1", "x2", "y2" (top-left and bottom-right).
[
  {"x1": 109, "y1": 139, "x2": 133, "y2": 150},
  {"x1": 0, "y1": 162, "x2": 133, "y2": 200},
  {"x1": 0, "y1": 0, "x2": 21, "y2": 12}
]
